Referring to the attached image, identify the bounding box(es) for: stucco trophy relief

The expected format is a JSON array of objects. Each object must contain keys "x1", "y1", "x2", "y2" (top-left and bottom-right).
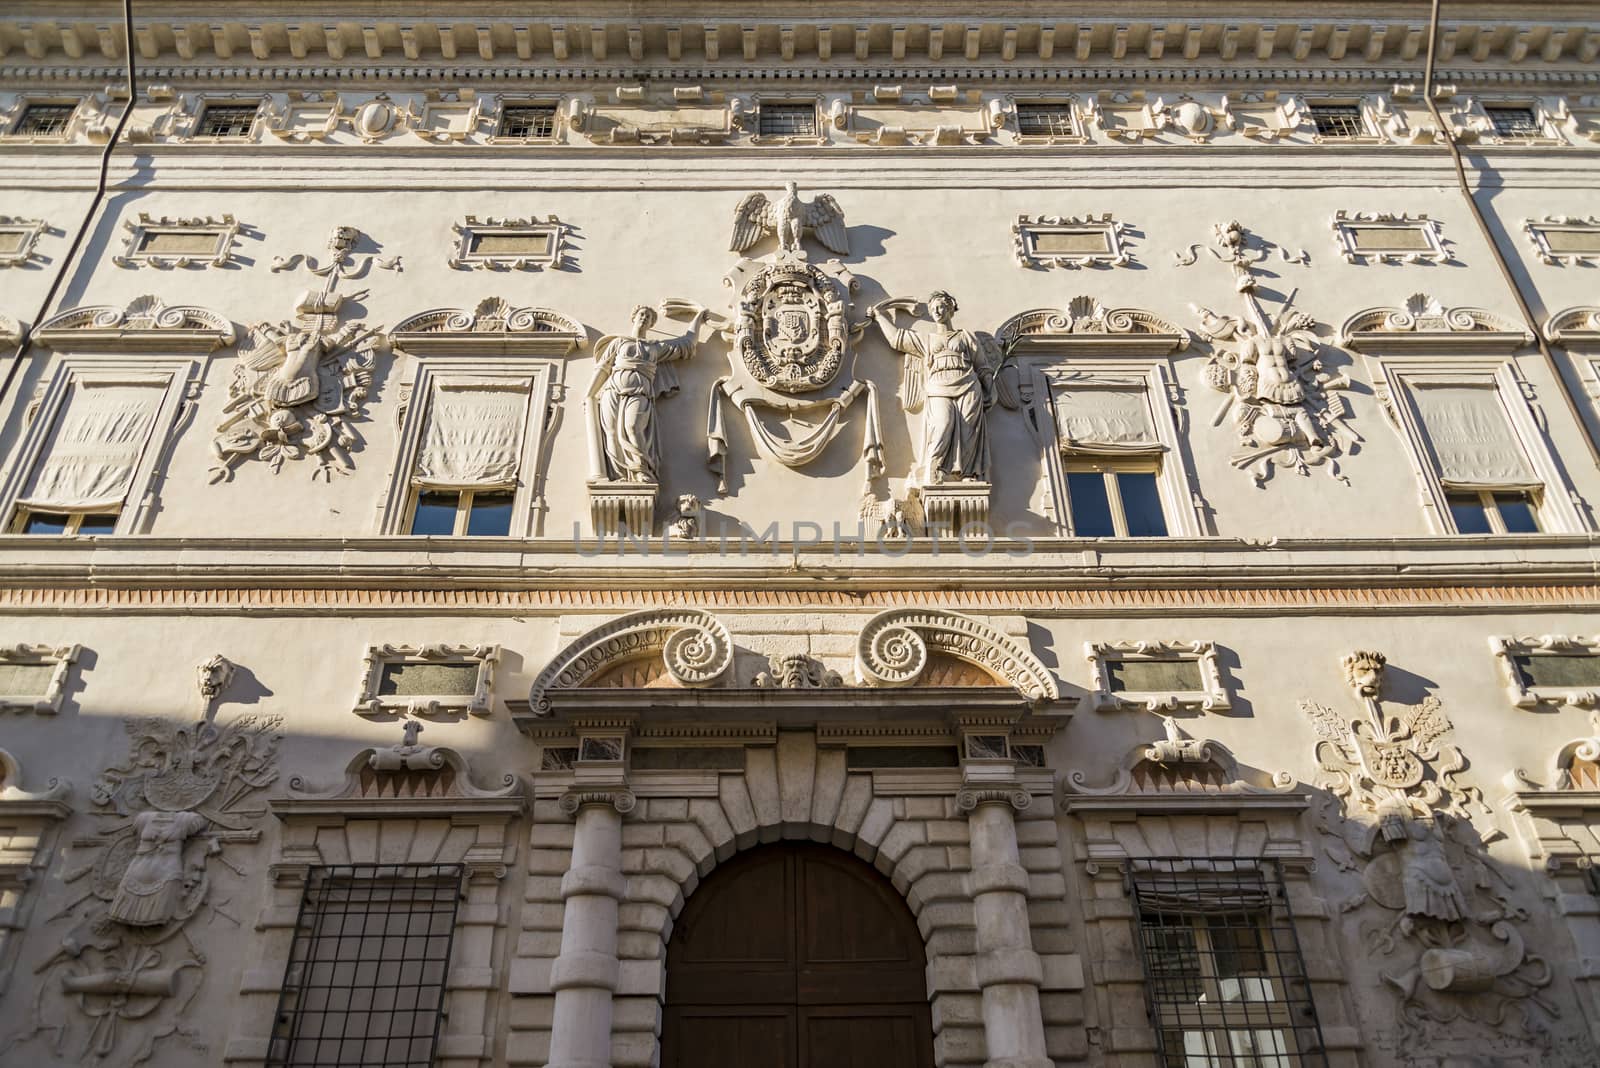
[
  {"x1": 211, "y1": 227, "x2": 384, "y2": 481},
  {"x1": 586, "y1": 302, "x2": 710, "y2": 535},
  {"x1": 1300, "y1": 653, "x2": 1586, "y2": 1065},
  {"x1": 707, "y1": 184, "x2": 884, "y2": 498},
  {"x1": 15, "y1": 715, "x2": 281, "y2": 1065},
  {"x1": 871, "y1": 290, "x2": 1019, "y2": 530},
  {"x1": 1186, "y1": 221, "x2": 1355, "y2": 485}
]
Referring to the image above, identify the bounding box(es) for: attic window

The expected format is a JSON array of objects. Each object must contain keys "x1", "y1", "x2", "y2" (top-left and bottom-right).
[
  {"x1": 1016, "y1": 104, "x2": 1077, "y2": 137},
  {"x1": 14, "y1": 103, "x2": 76, "y2": 137},
  {"x1": 1307, "y1": 104, "x2": 1364, "y2": 139},
  {"x1": 1485, "y1": 106, "x2": 1541, "y2": 138},
  {"x1": 197, "y1": 104, "x2": 259, "y2": 138},
  {"x1": 499, "y1": 105, "x2": 557, "y2": 139},
  {"x1": 759, "y1": 103, "x2": 818, "y2": 137}
]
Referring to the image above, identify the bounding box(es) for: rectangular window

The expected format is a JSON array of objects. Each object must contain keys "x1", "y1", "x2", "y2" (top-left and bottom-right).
[
  {"x1": 1512, "y1": 653, "x2": 1600, "y2": 690},
  {"x1": 759, "y1": 103, "x2": 818, "y2": 137},
  {"x1": 408, "y1": 489, "x2": 514, "y2": 536},
  {"x1": 1406, "y1": 382, "x2": 1543, "y2": 534},
  {"x1": 1016, "y1": 103, "x2": 1078, "y2": 137},
  {"x1": 15, "y1": 508, "x2": 119, "y2": 535},
  {"x1": 197, "y1": 103, "x2": 259, "y2": 137},
  {"x1": 378, "y1": 661, "x2": 481, "y2": 698},
  {"x1": 267, "y1": 864, "x2": 463, "y2": 1068},
  {"x1": 355, "y1": 644, "x2": 499, "y2": 718},
  {"x1": 14, "y1": 103, "x2": 76, "y2": 137},
  {"x1": 1131, "y1": 859, "x2": 1328, "y2": 1068},
  {"x1": 1485, "y1": 105, "x2": 1542, "y2": 138},
  {"x1": 406, "y1": 380, "x2": 531, "y2": 536},
  {"x1": 1065, "y1": 465, "x2": 1168, "y2": 537},
  {"x1": 498, "y1": 105, "x2": 557, "y2": 139},
  {"x1": 1109, "y1": 658, "x2": 1204, "y2": 694},
  {"x1": 1307, "y1": 104, "x2": 1364, "y2": 139},
  {"x1": 1446, "y1": 490, "x2": 1539, "y2": 535}
]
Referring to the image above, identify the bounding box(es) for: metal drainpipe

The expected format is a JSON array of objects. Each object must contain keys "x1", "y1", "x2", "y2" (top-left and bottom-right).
[
  {"x1": 1419, "y1": 0, "x2": 1600, "y2": 472},
  {"x1": 0, "y1": 0, "x2": 138, "y2": 407}
]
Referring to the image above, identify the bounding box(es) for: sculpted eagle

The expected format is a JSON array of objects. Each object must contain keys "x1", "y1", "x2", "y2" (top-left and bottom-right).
[{"x1": 729, "y1": 181, "x2": 849, "y2": 256}]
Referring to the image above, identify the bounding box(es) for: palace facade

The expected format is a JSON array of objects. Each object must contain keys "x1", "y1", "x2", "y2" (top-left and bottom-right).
[{"x1": 2, "y1": 2, "x2": 1600, "y2": 1067}]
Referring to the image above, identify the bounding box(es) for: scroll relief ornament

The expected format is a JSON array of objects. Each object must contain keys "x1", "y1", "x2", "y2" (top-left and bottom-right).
[
  {"x1": 16, "y1": 715, "x2": 281, "y2": 1065},
  {"x1": 1186, "y1": 221, "x2": 1355, "y2": 485},
  {"x1": 1300, "y1": 652, "x2": 1583, "y2": 1065},
  {"x1": 707, "y1": 182, "x2": 886, "y2": 497},
  {"x1": 211, "y1": 227, "x2": 386, "y2": 481}
]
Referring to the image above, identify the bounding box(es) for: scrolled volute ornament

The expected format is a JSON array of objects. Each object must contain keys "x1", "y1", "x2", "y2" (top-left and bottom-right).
[
  {"x1": 558, "y1": 787, "x2": 637, "y2": 816},
  {"x1": 856, "y1": 620, "x2": 929, "y2": 688},
  {"x1": 956, "y1": 786, "x2": 1032, "y2": 813},
  {"x1": 662, "y1": 617, "x2": 733, "y2": 687}
]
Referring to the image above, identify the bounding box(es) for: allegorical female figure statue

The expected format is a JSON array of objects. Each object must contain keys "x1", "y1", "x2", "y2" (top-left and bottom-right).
[
  {"x1": 593, "y1": 304, "x2": 708, "y2": 484},
  {"x1": 874, "y1": 290, "x2": 999, "y2": 485}
]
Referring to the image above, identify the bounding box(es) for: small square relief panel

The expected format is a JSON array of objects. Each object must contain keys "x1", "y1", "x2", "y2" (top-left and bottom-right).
[
  {"x1": 1086, "y1": 640, "x2": 1230, "y2": 712},
  {"x1": 0, "y1": 216, "x2": 48, "y2": 267},
  {"x1": 1491, "y1": 635, "x2": 1600, "y2": 709},
  {"x1": 449, "y1": 215, "x2": 570, "y2": 270},
  {"x1": 114, "y1": 214, "x2": 242, "y2": 268},
  {"x1": 354, "y1": 643, "x2": 500, "y2": 717},
  {"x1": 1013, "y1": 214, "x2": 1131, "y2": 269},
  {"x1": 0, "y1": 643, "x2": 80, "y2": 714},
  {"x1": 1525, "y1": 217, "x2": 1600, "y2": 266},
  {"x1": 1332, "y1": 212, "x2": 1452, "y2": 265}
]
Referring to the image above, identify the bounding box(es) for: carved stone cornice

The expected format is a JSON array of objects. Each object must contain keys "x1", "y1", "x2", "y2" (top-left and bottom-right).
[{"x1": 34, "y1": 295, "x2": 234, "y2": 353}]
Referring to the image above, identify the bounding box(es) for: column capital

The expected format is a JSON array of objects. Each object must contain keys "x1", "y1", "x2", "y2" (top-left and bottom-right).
[
  {"x1": 558, "y1": 785, "x2": 636, "y2": 817},
  {"x1": 957, "y1": 784, "x2": 1032, "y2": 814}
]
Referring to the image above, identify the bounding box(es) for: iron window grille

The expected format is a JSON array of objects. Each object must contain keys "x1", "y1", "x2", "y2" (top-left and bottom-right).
[
  {"x1": 1307, "y1": 104, "x2": 1364, "y2": 139},
  {"x1": 1129, "y1": 858, "x2": 1329, "y2": 1068},
  {"x1": 499, "y1": 105, "x2": 557, "y2": 139},
  {"x1": 1485, "y1": 106, "x2": 1542, "y2": 138},
  {"x1": 759, "y1": 103, "x2": 818, "y2": 137},
  {"x1": 267, "y1": 863, "x2": 464, "y2": 1068},
  {"x1": 1016, "y1": 104, "x2": 1078, "y2": 138},
  {"x1": 197, "y1": 103, "x2": 260, "y2": 138},
  {"x1": 14, "y1": 103, "x2": 77, "y2": 137}
]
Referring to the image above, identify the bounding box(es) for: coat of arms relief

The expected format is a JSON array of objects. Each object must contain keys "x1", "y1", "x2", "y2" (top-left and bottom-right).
[
  {"x1": 13, "y1": 714, "x2": 281, "y2": 1065},
  {"x1": 1301, "y1": 652, "x2": 1593, "y2": 1066}
]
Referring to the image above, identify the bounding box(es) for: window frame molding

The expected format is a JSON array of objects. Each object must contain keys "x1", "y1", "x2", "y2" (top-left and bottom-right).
[
  {"x1": 1330, "y1": 211, "x2": 1452, "y2": 265},
  {"x1": 447, "y1": 214, "x2": 571, "y2": 271},
  {"x1": 1524, "y1": 216, "x2": 1600, "y2": 267},
  {"x1": 748, "y1": 92, "x2": 827, "y2": 145},
  {"x1": 486, "y1": 97, "x2": 563, "y2": 143},
  {"x1": 0, "y1": 215, "x2": 48, "y2": 267},
  {"x1": 0, "y1": 643, "x2": 81, "y2": 714},
  {"x1": 178, "y1": 95, "x2": 267, "y2": 141},
  {"x1": 353, "y1": 642, "x2": 501, "y2": 718},
  {"x1": 0, "y1": 355, "x2": 200, "y2": 536},
  {"x1": 0, "y1": 95, "x2": 83, "y2": 143},
  {"x1": 1362, "y1": 355, "x2": 1585, "y2": 535},
  {"x1": 1085, "y1": 639, "x2": 1231, "y2": 713},
  {"x1": 1490, "y1": 634, "x2": 1600, "y2": 710},
  {"x1": 1010, "y1": 96, "x2": 1089, "y2": 144},
  {"x1": 1011, "y1": 213, "x2": 1131, "y2": 270},
  {"x1": 113, "y1": 212, "x2": 241, "y2": 269}
]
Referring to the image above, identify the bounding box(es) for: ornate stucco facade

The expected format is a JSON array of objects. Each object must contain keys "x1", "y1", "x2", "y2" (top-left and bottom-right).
[{"x1": 2, "y1": 2, "x2": 1600, "y2": 1066}]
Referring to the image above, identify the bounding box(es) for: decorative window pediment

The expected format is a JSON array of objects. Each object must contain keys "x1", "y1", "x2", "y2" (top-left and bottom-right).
[
  {"x1": 113, "y1": 213, "x2": 242, "y2": 269},
  {"x1": 391, "y1": 297, "x2": 584, "y2": 357},
  {"x1": 1011, "y1": 215, "x2": 1133, "y2": 270},
  {"x1": 34, "y1": 295, "x2": 234, "y2": 354},
  {"x1": 273, "y1": 729, "x2": 522, "y2": 818},
  {"x1": 1524, "y1": 216, "x2": 1600, "y2": 266},
  {"x1": 1340, "y1": 292, "x2": 1531, "y2": 355},
  {"x1": 354, "y1": 643, "x2": 500, "y2": 718},
  {"x1": 0, "y1": 643, "x2": 80, "y2": 714},
  {"x1": 1491, "y1": 635, "x2": 1600, "y2": 709},
  {"x1": 1545, "y1": 307, "x2": 1600, "y2": 349},
  {"x1": 448, "y1": 215, "x2": 571, "y2": 271},
  {"x1": 1086, "y1": 640, "x2": 1230, "y2": 713},
  {"x1": 1062, "y1": 718, "x2": 1297, "y2": 811},
  {"x1": 997, "y1": 296, "x2": 1187, "y2": 356},
  {"x1": 0, "y1": 216, "x2": 48, "y2": 268},
  {"x1": 1331, "y1": 212, "x2": 1452, "y2": 265},
  {"x1": 528, "y1": 608, "x2": 736, "y2": 714}
]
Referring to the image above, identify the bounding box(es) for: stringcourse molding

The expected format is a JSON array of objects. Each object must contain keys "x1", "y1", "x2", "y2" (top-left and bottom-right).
[
  {"x1": 528, "y1": 607, "x2": 735, "y2": 712},
  {"x1": 854, "y1": 607, "x2": 1059, "y2": 705}
]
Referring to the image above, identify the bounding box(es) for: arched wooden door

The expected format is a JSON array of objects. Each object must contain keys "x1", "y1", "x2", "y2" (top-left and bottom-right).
[{"x1": 662, "y1": 842, "x2": 935, "y2": 1068}]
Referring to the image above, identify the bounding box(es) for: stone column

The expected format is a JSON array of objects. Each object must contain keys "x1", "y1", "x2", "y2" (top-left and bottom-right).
[
  {"x1": 547, "y1": 786, "x2": 634, "y2": 1068},
  {"x1": 960, "y1": 785, "x2": 1051, "y2": 1068}
]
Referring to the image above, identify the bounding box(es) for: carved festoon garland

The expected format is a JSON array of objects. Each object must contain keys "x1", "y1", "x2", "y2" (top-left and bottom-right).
[
  {"x1": 1300, "y1": 652, "x2": 1568, "y2": 1064},
  {"x1": 211, "y1": 228, "x2": 384, "y2": 481},
  {"x1": 18, "y1": 715, "x2": 280, "y2": 1066},
  {"x1": 1188, "y1": 221, "x2": 1354, "y2": 485}
]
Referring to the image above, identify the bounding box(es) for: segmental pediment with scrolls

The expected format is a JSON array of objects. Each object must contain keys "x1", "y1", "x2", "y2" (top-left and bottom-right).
[
  {"x1": 34, "y1": 295, "x2": 234, "y2": 354},
  {"x1": 391, "y1": 296, "x2": 585, "y2": 357},
  {"x1": 1544, "y1": 306, "x2": 1600, "y2": 349},
  {"x1": 1061, "y1": 716, "x2": 1299, "y2": 813},
  {"x1": 998, "y1": 295, "x2": 1187, "y2": 356},
  {"x1": 1341, "y1": 292, "x2": 1532, "y2": 354}
]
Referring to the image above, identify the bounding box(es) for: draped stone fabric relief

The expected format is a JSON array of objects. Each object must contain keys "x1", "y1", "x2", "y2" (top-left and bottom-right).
[
  {"x1": 1051, "y1": 383, "x2": 1160, "y2": 454},
  {"x1": 1409, "y1": 383, "x2": 1536, "y2": 487},
  {"x1": 413, "y1": 381, "x2": 530, "y2": 490},
  {"x1": 19, "y1": 381, "x2": 163, "y2": 511}
]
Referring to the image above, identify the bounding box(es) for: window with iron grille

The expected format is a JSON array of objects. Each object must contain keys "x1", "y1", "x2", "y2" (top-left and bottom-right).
[
  {"x1": 1307, "y1": 104, "x2": 1365, "y2": 139},
  {"x1": 1130, "y1": 858, "x2": 1329, "y2": 1068},
  {"x1": 1485, "y1": 106, "x2": 1542, "y2": 138},
  {"x1": 197, "y1": 103, "x2": 259, "y2": 138},
  {"x1": 267, "y1": 864, "x2": 464, "y2": 1068},
  {"x1": 759, "y1": 103, "x2": 818, "y2": 137},
  {"x1": 499, "y1": 105, "x2": 557, "y2": 139},
  {"x1": 14, "y1": 103, "x2": 77, "y2": 137},
  {"x1": 1016, "y1": 104, "x2": 1078, "y2": 138}
]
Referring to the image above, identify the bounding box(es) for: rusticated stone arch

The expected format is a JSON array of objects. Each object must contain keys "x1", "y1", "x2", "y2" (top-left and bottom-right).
[{"x1": 511, "y1": 733, "x2": 1083, "y2": 1068}]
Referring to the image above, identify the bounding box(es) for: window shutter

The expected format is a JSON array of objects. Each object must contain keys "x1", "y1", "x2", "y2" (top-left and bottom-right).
[
  {"x1": 1409, "y1": 383, "x2": 1536, "y2": 488},
  {"x1": 412, "y1": 381, "x2": 530, "y2": 490},
  {"x1": 1052, "y1": 384, "x2": 1161, "y2": 455},
  {"x1": 19, "y1": 381, "x2": 164, "y2": 511}
]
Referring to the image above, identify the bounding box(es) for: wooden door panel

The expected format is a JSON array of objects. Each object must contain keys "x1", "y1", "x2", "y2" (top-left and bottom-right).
[
  {"x1": 664, "y1": 1006, "x2": 796, "y2": 1068},
  {"x1": 799, "y1": 851, "x2": 921, "y2": 964},
  {"x1": 800, "y1": 1006, "x2": 935, "y2": 1068}
]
